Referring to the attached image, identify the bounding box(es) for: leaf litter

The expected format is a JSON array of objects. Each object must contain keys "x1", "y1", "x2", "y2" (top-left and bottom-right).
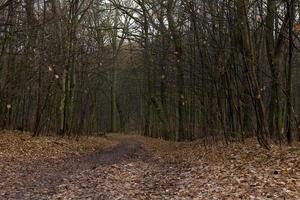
[{"x1": 0, "y1": 131, "x2": 299, "y2": 199}]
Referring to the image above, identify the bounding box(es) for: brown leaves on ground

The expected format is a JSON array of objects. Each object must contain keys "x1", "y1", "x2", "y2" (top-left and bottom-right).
[
  {"x1": 0, "y1": 130, "x2": 116, "y2": 161},
  {"x1": 0, "y1": 132, "x2": 299, "y2": 199},
  {"x1": 0, "y1": 130, "x2": 117, "y2": 199},
  {"x1": 135, "y1": 136, "x2": 300, "y2": 199}
]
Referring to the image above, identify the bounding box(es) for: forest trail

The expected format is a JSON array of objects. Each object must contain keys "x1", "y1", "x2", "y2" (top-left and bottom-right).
[
  {"x1": 1, "y1": 136, "x2": 186, "y2": 199},
  {"x1": 0, "y1": 133, "x2": 299, "y2": 199},
  {"x1": 1, "y1": 138, "x2": 148, "y2": 199}
]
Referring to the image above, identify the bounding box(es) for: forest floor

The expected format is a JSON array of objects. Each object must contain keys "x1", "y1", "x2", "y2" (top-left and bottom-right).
[{"x1": 0, "y1": 131, "x2": 299, "y2": 199}]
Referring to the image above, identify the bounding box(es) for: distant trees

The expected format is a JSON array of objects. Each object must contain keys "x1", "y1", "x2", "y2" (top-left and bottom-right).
[
  {"x1": 0, "y1": 0, "x2": 299, "y2": 146},
  {"x1": 0, "y1": 0, "x2": 142, "y2": 135},
  {"x1": 112, "y1": 0, "x2": 300, "y2": 145}
]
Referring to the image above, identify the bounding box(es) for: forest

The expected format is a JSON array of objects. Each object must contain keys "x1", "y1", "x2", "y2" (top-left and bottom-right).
[{"x1": 0, "y1": 0, "x2": 299, "y2": 199}]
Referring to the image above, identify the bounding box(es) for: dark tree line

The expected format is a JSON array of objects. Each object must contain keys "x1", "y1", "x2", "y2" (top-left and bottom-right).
[{"x1": 0, "y1": 0, "x2": 300, "y2": 147}]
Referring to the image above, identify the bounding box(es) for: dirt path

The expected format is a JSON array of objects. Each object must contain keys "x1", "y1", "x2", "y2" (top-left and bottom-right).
[
  {"x1": 1, "y1": 138, "x2": 175, "y2": 199},
  {"x1": 1, "y1": 136, "x2": 299, "y2": 199}
]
